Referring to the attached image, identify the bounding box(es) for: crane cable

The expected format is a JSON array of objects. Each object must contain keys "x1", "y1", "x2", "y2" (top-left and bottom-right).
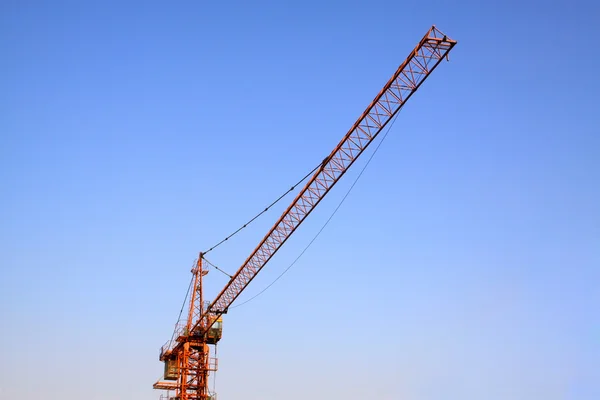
[
  {"x1": 168, "y1": 264, "x2": 195, "y2": 348},
  {"x1": 202, "y1": 161, "x2": 325, "y2": 255},
  {"x1": 203, "y1": 256, "x2": 233, "y2": 278},
  {"x1": 230, "y1": 108, "x2": 403, "y2": 309}
]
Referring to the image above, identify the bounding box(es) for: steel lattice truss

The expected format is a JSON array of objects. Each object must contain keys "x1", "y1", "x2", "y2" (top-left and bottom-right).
[{"x1": 193, "y1": 25, "x2": 456, "y2": 335}]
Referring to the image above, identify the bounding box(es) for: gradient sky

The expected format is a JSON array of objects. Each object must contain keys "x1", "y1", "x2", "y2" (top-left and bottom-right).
[{"x1": 1, "y1": 1, "x2": 599, "y2": 399}]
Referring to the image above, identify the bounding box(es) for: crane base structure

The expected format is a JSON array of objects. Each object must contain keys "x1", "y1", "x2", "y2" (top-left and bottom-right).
[
  {"x1": 154, "y1": 256, "x2": 222, "y2": 400},
  {"x1": 153, "y1": 25, "x2": 456, "y2": 400}
]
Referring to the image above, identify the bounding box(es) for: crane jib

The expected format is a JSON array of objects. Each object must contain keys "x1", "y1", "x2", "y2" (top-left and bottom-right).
[{"x1": 193, "y1": 25, "x2": 457, "y2": 335}]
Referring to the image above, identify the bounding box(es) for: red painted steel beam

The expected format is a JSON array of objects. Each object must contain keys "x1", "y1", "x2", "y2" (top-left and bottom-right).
[{"x1": 194, "y1": 25, "x2": 457, "y2": 334}]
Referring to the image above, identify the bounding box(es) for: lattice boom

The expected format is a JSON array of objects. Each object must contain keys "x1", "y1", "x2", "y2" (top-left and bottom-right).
[{"x1": 193, "y1": 25, "x2": 457, "y2": 335}]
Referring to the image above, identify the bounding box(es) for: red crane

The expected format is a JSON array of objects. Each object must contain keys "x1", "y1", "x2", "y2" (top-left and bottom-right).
[{"x1": 153, "y1": 25, "x2": 457, "y2": 400}]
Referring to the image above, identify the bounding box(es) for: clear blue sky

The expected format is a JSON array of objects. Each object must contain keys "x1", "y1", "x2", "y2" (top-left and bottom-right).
[{"x1": 1, "y1": 1, "x2": 598, "y2": 399}]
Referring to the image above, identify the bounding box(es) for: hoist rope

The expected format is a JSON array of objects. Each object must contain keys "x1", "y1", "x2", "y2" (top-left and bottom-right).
[
  {"x1": 202, "y1": 161, "x2": 325, "y2": 255},
  {"x1": 230, "y1": 109, "x2": 402, "y2": 309}
]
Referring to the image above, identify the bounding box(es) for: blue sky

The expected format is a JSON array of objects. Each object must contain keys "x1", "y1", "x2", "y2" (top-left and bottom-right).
[{"x1": 1, "y1": 1, "x2": 598, "y2": 399}]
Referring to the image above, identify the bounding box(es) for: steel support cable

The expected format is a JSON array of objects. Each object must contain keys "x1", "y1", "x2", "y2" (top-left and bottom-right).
[
  {"x1": 230, "y1": 109, "x2": 402, "y2": 309},
  {"x1": 202, "y1": 162, "x2": 323, "y2": 255},
  {"x1": 203, "y1": 256, "x2": 233, "y2": 278},
  {"x1": 168, "y1": 268, "x2": 195, "y2": 347}
]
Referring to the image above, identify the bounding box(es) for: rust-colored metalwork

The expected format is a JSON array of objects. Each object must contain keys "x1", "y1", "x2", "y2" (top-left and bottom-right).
[
  {"x1": 154, "y1": 256, "x2": 219, "y2": 400},
  {"x1": 154, "y1": 25, "x2": 456, "y2": 400}
]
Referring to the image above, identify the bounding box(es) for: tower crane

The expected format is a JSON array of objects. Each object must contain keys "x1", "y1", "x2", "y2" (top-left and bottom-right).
[{"x1": 153, "y1": 25, "x2": 457, "y2": 400}]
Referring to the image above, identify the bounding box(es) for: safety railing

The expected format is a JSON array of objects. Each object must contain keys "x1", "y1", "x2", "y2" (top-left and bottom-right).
[{"x1": 160, "y1": 321, "x2": 189, "y2": 357}]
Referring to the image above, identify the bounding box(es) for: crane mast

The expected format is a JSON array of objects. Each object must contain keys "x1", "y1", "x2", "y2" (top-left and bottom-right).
[{"x1": 154, "y1": 25, "x2": 457, "y2": 400}]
